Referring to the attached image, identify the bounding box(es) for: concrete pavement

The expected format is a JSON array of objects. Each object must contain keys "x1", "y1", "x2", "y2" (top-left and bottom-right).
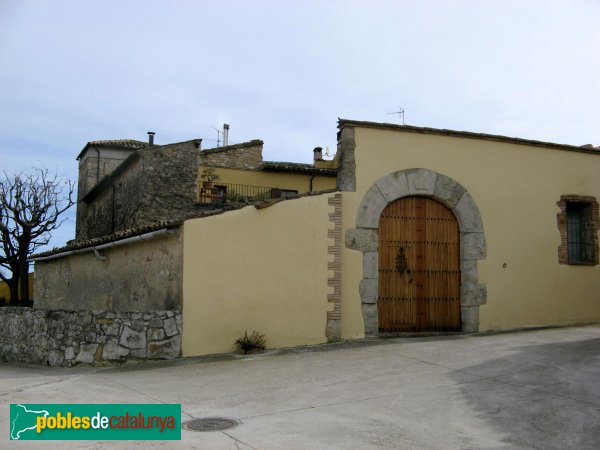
[{"x1": 1, "y1": 325, "x2": 599, "y2": 449}]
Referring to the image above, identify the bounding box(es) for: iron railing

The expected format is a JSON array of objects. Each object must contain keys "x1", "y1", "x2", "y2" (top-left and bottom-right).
[{"x1": 198, "y1": 182, "x2": 297, "y2": 205}]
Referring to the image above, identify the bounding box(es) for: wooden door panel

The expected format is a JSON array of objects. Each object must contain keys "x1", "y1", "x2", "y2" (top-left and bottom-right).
[{"x1": 378, "y1": 197, "x2": 461, "y2": 332}]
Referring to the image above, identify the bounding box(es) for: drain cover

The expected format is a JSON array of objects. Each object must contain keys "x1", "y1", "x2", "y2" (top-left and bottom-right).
[{"x1": 183, "y1": 417, "x2": 240, "y2": 432}]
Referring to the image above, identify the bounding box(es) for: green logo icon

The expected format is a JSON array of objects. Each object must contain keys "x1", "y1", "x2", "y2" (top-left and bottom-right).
[{"x1": 10, "y1": 404, "x2": 181, "y2": 440}]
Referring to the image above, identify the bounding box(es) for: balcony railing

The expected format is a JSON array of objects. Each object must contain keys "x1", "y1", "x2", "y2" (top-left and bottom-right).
[{"x1": 198, "y1": 182, "x2": 298, "y2": 205}]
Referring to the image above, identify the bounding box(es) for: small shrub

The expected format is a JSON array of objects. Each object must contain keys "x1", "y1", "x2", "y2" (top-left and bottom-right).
[
  {"x1": 252, "y1": 191, "x2": 271, "y2": 202},
  {"x1": 200, "y1": 167, "x2": 221, "y2": 182},
  {"x1": 235, "y1": 331, "x2": 266, "y2": 354},
  {"x1": 226, "y1": 190, "x2": 243, "y2": 202}
]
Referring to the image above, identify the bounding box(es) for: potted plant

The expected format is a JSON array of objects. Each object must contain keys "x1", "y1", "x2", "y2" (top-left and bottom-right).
[{"x1": 200, "y1": 167, "x2": 221, "y2": 188}]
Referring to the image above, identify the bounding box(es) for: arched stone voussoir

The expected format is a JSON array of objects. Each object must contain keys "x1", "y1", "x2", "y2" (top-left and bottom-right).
[
  {"x1": 406, "y1": 168, "x2": 437, "y2": 195},
  {"x1": 434, "y1": 173, "x2": 467, "y2": 208},
  {"x1": 454, "y1": 192, "x2": 484, "y2": 233},
  {"x1": 356, "y1": 184, "x2": 387, "y2": 229},
  {"x1": 374, "y1": 171, "x2": 409, "y2": 203},
  {"x1": 461, "y1": 232, "x2": 487, "y2": 260}
]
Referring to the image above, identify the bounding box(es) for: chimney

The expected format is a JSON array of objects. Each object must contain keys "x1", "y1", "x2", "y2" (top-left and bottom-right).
[
  {"x1": 147, "y1": 131, "x2": 155, "y2": 146},
  {"x1": 223, "y1": 124, "x2": 230, "y2": 147},
  {"x1": 313, "y1": 146, "x2": 323, "y2": 163}
]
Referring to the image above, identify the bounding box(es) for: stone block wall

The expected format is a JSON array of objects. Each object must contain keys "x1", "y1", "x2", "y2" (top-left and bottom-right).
[
  {"x1": 199, "y1": 140, "x2": 263, "y2": 170},
  {"x1": 136, "y1": 140, "x2": 207, "y2": 226},
  {"x1": 0, "y1": 308, "x2": 182, "y2": 367},
  {"x1": 77, "y1": 139, "x2": 206, "y2": 241}
]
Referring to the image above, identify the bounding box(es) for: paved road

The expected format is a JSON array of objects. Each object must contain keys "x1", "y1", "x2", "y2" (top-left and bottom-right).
[{"x1": 1, "y1": 325, "x2": 599, "y2": 449}]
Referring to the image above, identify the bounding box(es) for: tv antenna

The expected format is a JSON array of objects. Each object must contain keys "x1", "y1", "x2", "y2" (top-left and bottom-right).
[
  {"x1": 210, "y1": 125, "x2": 222, "y2": 147},
  {"x1": 387, "y1": 107, "x2": 405, "y2": 125}
]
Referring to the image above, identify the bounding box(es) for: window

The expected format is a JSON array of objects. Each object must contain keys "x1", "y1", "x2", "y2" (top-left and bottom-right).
[
  {"x1": 557, "y1": 195, "x2": 599, "y2": 265},
  {"x1": 567, "y1": 202, "x2": 593, "y2": 262}
]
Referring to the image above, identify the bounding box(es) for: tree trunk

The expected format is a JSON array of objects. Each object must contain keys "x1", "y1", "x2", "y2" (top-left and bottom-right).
[
  {"x1": 8, "y1": 275, "x2": 18, "y2": 304},
  {"x1": 19, "y1": 261, "x2": 29, "y2": 306}
]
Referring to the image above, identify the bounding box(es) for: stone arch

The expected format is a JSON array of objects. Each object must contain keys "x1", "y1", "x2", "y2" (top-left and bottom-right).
[{"x1": 345, "y1": 168, "x2": 487, "y2": 335}]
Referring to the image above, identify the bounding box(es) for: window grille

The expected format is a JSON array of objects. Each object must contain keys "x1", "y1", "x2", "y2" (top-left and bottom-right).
[
  {"x1": 558, "y1": 196, "x2": 599, "y2": 265},
  {"x1": 567, "y1": 202, "x2": 594, "y2": 263}
]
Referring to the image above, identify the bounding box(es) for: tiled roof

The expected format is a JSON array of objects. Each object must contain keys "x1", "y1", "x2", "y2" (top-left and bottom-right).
[
  {"x1": 338, "y1": 119, "x2": 600, "y2": 156},
  {"x1": 76, "y1": 139, "x2": 148, "y2": 160},
  {"x1": 201, "y1": 140, "x2": 263, "y2": 155},
  {"x1": 31, "y1": 220, "x2": 183, "y2": 259},
  {"x1": 262, "y1": 161, "x2": 337, "y2": 175}
]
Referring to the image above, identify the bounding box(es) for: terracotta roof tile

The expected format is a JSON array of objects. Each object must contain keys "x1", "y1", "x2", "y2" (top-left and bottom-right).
[
  {"x1": 76, "y1": 139, "x2": 148, "y2": 160},
  {"x1": 262, "y1": 161, "x2": 337, "y2": 175}
]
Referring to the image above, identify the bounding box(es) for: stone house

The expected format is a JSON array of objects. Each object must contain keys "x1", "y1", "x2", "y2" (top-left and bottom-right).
[
  {"x1": 4, "y1": 119, "x2": 598, "y2": 366},
  {"x1": 75, "y1": 137, "x2": 203, "y2": 241}
]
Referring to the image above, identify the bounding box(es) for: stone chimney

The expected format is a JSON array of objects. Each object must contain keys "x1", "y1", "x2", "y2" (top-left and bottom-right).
[{"x1": 313, "y1": 147, "x2": 323, "y2": 163}]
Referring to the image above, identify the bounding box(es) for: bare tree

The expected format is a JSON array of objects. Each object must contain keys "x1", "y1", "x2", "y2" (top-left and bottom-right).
[{"x1": 0, "y1": 168, "x2": 74, "y2": 305}]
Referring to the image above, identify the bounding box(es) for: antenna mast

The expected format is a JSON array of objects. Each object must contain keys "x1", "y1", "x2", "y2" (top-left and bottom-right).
[
  {"x1": 210, "y1": 125, "x2": 221, "y2": 147},
  {"x1": 387, "y1": 107, "x2": 405, "y2": 125}
]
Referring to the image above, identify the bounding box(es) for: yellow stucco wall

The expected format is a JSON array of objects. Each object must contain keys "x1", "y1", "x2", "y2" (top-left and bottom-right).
[
  {"x1": 341, "y1": 126, "x2": 600, "y2": 335},
  {"x1": 198, "y1": 166, "x2": 336, "y2": 197},
  {"x1": 182, "y1": 194, "x2": 334, "y2": 357}
]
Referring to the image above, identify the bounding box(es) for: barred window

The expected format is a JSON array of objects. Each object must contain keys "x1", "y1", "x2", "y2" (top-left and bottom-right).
[
  {"x1": 566, "y1": 202, "x2": 594, "y2": 263},
  {"x1": 557, "y1": 195, "x2": 599, "y2": 265}
]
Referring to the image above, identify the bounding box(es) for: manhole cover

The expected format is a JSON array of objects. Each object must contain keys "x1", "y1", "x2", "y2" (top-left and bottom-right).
[{"x1": 183, "y1": 417, "x2": 240, "y2": 432}]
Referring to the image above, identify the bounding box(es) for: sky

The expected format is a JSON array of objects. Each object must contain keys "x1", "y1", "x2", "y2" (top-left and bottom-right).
[{"x1": 0, "y1": 0, "x2": 599, "y2": 252}]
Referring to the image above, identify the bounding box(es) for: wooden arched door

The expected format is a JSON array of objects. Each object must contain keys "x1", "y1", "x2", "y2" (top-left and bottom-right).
[{"x1": 378, "y1": 197, "x2": 461, "y2": 332}]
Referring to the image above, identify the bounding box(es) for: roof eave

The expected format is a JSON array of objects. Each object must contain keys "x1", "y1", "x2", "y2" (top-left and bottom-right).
[{"x1": 337, "y1": 119, "x2": 600, "y2": 155}]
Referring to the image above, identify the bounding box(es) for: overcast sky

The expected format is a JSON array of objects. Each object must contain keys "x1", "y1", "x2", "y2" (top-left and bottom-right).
[{"x1": 1, "y1": 0, "x2": 599, "y2": 251}]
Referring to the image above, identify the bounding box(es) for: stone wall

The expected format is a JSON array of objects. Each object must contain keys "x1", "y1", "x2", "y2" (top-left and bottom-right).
[
  {"x1": 0, "y1": 308, "x2": 182, "y2": 367},
  {"x1": 199, "y1": 140, "x2": 263, "y2": 170},
  {"x1": 35, "y1": 228, "x2": 183, "y2": 311},
  {"x1": 77, "y1": 140, "x2": 207, "y2": 241},
  {"x1": 136, "y1": 140, "x2": 207, "y2": 226},
  {"x1": 78, "y1": 157, "x2": 145, "y2": 240},
  {"x1": 77, "y1": 147, "x2": 138, "y2": 200}
]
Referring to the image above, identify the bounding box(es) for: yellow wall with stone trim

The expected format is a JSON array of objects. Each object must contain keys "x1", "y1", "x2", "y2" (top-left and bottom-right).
[{"x1": 340, "y1": 126, "x2": 600, "y2": 336}]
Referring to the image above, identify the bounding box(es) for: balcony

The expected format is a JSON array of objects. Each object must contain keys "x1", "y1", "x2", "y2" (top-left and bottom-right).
[{"x1": 198, "y1": 182, "x2": 298, "y2": 205}]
